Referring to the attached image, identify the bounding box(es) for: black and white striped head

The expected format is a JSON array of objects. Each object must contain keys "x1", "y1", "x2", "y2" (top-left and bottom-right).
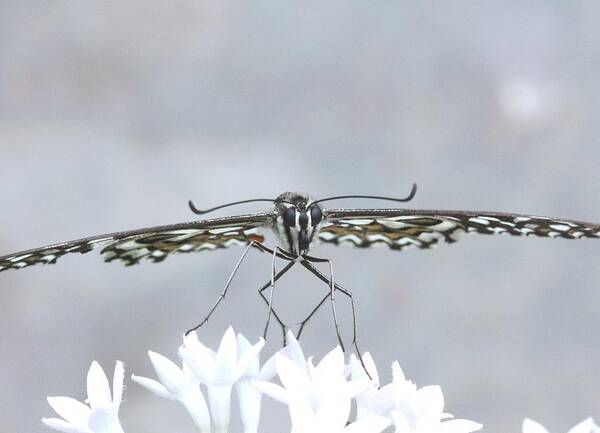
[{"x1": 273, "y1": 192, "x2": 323, "y2": 255}]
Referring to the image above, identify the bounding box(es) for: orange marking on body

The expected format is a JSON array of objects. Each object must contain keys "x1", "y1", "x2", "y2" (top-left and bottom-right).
[{"x1": 249, "y1": 235, "x2": 265, "y2": 243}]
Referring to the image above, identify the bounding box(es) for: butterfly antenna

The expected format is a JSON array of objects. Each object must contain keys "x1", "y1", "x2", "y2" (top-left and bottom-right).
[
  {"x1": 311, "y1": 182, "x2": 418, "y2": 207},
  {"x1": 188, "y1": 198, "x2": 294, "y2": 215}
]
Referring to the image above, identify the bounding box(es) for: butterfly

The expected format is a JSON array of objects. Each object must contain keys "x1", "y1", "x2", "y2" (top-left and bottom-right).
[
  {"x1": 2, "y1": 184, "x2": 599, "y2": 355},
  {"x1": 2, "y1": 184, "x2": 599, "y2": 272}
]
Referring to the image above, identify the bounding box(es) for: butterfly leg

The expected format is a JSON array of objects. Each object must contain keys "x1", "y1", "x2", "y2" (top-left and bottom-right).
[
  {"x1": 257, "y1": 259, "x2": 297, "y2": 344},
  {"x1": 185, "y1": 240, "x2": 263, "y2": 335},
  {"x1": 296, "y1": 291, "x2": 329, "y2": 340},
  {"x1": 262, "y1": 246, "x2": 286, "y2": 339},
  {"x1": 299, "y1": 259, "x2": 370, "y2": 377},
  {"x1": 299, "y1": 257, "x2": 345, "y2": 352}
]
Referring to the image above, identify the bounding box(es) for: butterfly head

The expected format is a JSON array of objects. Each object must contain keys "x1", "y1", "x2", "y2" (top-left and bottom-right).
[{"x1": 274, "y1": 192, "x2": 323, "y2": 255}]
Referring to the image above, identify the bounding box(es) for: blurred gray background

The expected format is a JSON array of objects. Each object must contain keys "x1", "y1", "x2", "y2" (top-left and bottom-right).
[{"x1": 1, "y1": 2, "x2": 599, "y2": 432}]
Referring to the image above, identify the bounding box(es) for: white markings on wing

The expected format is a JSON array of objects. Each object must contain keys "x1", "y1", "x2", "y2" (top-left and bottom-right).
[{"x1": 319, "y1": 210, "x2": 600, "y2": 252}]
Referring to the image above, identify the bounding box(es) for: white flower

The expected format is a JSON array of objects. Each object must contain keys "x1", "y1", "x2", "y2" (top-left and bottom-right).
[
  {"x1": 131, "y1": 351, "x2": 210, "y2": 433},
  {"x1": 289, "y1": 390, "x2": 390, "y2": 433},
  {"x1": 180, "y1": 327, "x2": 264, "y2": 433},
  {"x1": 523, "y1": 418, "x2": 600, "y2": 433},
  {"x1": 40, "y1": 328, "x2": 487, "y2": 433},
  {"x1": 42, "y1": 361, "x2": 125, "y2": 433},
  {"x1": 349, "y1": 352, "x2": 381, "y2": 420},
  {"x1": 235, "y1": 333, "x2": 278, "y2": 433},
  {"x1": 253, "y1": 346, "x2": 371, "y2": 428},
  {"x1": 275, "y1": 329, "x2": 309, "y2": 370},
  {"x1": 351, "y1": 358, "x2": 481, "y2": 433}
]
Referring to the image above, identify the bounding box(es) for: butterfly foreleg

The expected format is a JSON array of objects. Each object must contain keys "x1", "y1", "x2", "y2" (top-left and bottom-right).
[
  {"x1": 257, "y1": 259, "x2": 296, "y2": 345},
  {"x1": 262, "y1": 247, "x2": 289, "y2": 340},
  {"x1": 185, "y1": 240, "x2": 263, "y2": 335}
]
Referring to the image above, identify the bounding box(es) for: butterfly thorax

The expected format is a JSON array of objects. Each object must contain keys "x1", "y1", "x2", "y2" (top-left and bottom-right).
[{"x1": 273, "y1": 192, "x2": 323, "y2": 256}]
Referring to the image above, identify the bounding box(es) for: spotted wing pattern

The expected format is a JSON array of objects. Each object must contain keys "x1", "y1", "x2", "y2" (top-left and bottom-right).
[
  {"x1": 0, "y1": 213, "x2": 274, "y2": 272},
  {"x1": 318, "y1": 209, "x2": 600, "y2": 250}
]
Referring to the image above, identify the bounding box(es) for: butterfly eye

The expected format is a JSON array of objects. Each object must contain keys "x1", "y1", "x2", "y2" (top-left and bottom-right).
[
  {"x1": 310, "y1": 206, "x2": 322, "y2": 225},
  {"x1": 283, "y1": 207, "x2": 296, "y2": 227}
]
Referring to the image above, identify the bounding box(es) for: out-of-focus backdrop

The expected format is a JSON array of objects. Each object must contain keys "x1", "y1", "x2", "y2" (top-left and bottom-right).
[{"x1": 1, "y1": 2, "x2": 599, "y2": 432}]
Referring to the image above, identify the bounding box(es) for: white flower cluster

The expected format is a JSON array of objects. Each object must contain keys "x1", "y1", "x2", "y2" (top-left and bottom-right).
[{"x1": 41, "y1": 328, "x2": 597, "y2": 433}]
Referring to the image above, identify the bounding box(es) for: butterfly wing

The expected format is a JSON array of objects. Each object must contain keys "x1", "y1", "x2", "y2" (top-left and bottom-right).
[
  {"x1": 318, "y1": 209, "x2": 600, "y2": 250},
  {"x1": 0, "y1": 212, "x2": 275, "y2": 272}
]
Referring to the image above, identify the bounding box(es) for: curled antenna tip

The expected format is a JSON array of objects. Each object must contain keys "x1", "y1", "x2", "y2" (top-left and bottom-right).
[
  {"x1": 408, "y1": 182, "x2": 417, "y2": 199},
  {"x1": 188, "y1": 200, "x2": 204, "y2": 215}
]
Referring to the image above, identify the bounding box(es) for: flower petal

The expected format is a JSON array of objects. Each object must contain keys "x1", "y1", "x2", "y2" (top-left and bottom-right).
[
  {"x1": 523, "y1": 419, "x2": 550, "y2": 433},
  {"x1": 391, "y1": 361, "x2": 406, "y2": 384},
  {"x1": 261, "y1": 332, "x2": 305, "y2": 383},
  {"x1": 281, "y1": 330, "x2": 307, "y2": 368},
  {"x1": 213, "y1": 327, "x2": 238, "y2": 384},
  {"x1": 287, "y1": 396, "x2": 316, "y2": 432},
  {"x1": 315, "y1": 392, "x2": 351, "y2": 431},
  {"x1": 131, "y1": 375, "x2": 174, "y2": 400},
  {"x1": 177, "y1": 386, "x2": 211, "y2": 433},
  {"x1": 235, "y1": 338, "x2": 265, "y2": 379},
  {"x1": 350, "y1": 353, "x2": 379, "y2": 387},
  {"x1": 365, "y1": 382, "x2": 397, "y2": 416},
  {"x1": 111, "y1": 361, "x2": 124, "y2": 408},
  {"x1": 236, "y1": 380, "x2": 262, "y2": 433},
  {"x1": 207, "y1": 384, "x2": 232, "y2": 433},
  {"x1": 442, "y1": 419, "x2": 483, "y2": 433},
  {"x1": 390, "y1": 410, "x2": 411, "y2": 432},
  {"x1": 257, "y1": 352, "x2": 278, "y2": 382},
  {"x1": 180, "y1": 332, "x2": 216, "y2": 383},
  {"x1": 344, "y1": 380, "x2": 373, "y2": 400},
  {"x1": 86, "y1": 361, "x2": 112, "y2": 409},
  {"x1": 417, "y1": 385, "x2": 444, "y2": 415},
  {"x1": 251, "y1": 379, "x2": 290, "y2": 404},
  {"x1": 275, "y1": 354, "x2": 310, "y2": 394},
  {"x1": 148, "y1": 351, "x2": 187, "y2": 394},
  {"x1": 42, "y1": 417, "x2": 91, "y2": 433},
  {"x1": 343, "y1": 417, "x2": 391, "y2": 433},
  {"x1": 568, "y1": 418, "x2": 599, "y2": 433},
  {"x1": 88, "y1": 406, "x2": 124, "y2": 433},
  {"x1": 47, "y1": 396, "x2": 91, "y2": 427},
  {"x1": 314, "y1": 347, "x2": 345, "y2": 380}
]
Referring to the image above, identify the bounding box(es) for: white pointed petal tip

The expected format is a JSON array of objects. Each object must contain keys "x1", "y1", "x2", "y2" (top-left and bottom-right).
[
  {"x1": 46, "y1": 396, "x2": 91, "y2": 427},
  {"x1": 236, "y1": 337, "x2": 265, "y2": 378},
  {"x1": 184, "y1": 330, "x2": 198, "y2": 341},
  {"x1": 568, "y1": 418, "x2": 600, "y2": 433},
  {"x1": 318, "y1": 346, "x2": 344, "y2": 367},
  {"x1": 212, "y1": 328, "x2": 238, "y2": 381},
  {"x1": 443, "y1": 419, "x2": 483, "y2": 433},
  {"x1": 131, "y1": 374, "x2": 174, "y2": 400},
  {"x1": 350, "y1": 352, "x2": 379, "y2": 386},
  {"x1": 523, "y1": 419, "x2": 550, "y2": 433},
  {"x1": 148, "y1": 350, "x2": 186, "y2": 392},
  {"x1": 180, "y1": 344, "x2": 215, "y2": 384},
  {"x1": 281, "y1": 330, "x2": 306, "y2": 367},
  {"x1": 285, "y1": 328, "x2": 296, "y2": 343},
  {"x1": 237, "y1": 333, "x2": 251, "y2": 350},
  {"x1": 391, "y1": 360, "x2": 406, "y2": 383},
  {"x1": 86, "y1": 361, "x2": 112, "y2": 409}
]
